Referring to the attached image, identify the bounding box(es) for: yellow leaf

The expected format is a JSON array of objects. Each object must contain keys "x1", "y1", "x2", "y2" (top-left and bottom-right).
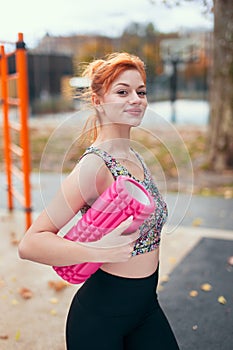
[
  {"x1": 157, "y1": 284, "x2": 164, "y2": 292},
  {"x1": 50, "y1": 309, "x2": 57, "y2": 316},
  {"x1": 218, "y1": 296, "x2": 227, "y2": 305},
  {"x1": 15, "y1": 330, "x2": 21, "y2": 341},
  {"x1": 49, "y1": 297, "x2": 59, "y2": 304},
  {"x1": 192, "y1": 218, "x2": 203, "y2": 227},
  {"x1": 11, "y1": 299, "x2": 19, "y2": 305},
  {"x1": 189, "y1": 290, "x2": 198, "y2": 297},
  {"x1": 160, "y1": 275, "x2": 169, "y2": 283},
  {"x1": 201, "y1": 283, "x2": 212, "y2": 292},
  {"x1": 168, "y1": 257, "x2": 177, "y2": 265}
]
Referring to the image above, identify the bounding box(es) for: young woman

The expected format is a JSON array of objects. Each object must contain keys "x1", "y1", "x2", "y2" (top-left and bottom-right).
[{"x1": 18, "y1": 52, "x2": 179, "y2": 349}]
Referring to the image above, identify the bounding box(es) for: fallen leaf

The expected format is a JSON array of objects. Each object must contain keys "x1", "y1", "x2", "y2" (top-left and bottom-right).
[
  {"x1": 218, "y1": 296, "x2": 227, "y2": 305},
  {"x1": 160, "y1": 275, "x2": 169, "y2": 283},
  {"x1": 49, "y1": 297, "x2": 59, "y2": 304},
  {"x1": 11, "y1": 299, "x2": 19, "y2": 305},
  {"x1": 50, "y1": 309, "x2": 57, "y2": 316},
  {"x1": 18, "y1": 287, "x2": 33, "y2": 300},
  {"x1": 48, "y1": 280, "x2": 69, "y2": 292},
  {"x1": 15, "y1": 330, "x2": 21, "y2": 341},
  {"x1": 168, "y1": 257, "x2": 177, "y2": 265},
  {"x1": 157, "y1": 285, "x2": 164, "y2": 292},
  {"x1": 189, "y1": 290, "x2": 198, "y2": 297},
  {"x1": 0, "y1": 278, "x2": 5, "y2": 287},
  {"x1": 201, "y1": 283, "x2": 212, "y2": 292},
  {"x1": 10, "y1": 232, "x2": 20, "y2": 245},
  {"x1": 192, "y1": 218, "x2": 203, "y2": 227},
  {"x1": 1, "y1": 295, "x2": 7, "y2": 299},
  {"x1": 0, "y1": 334, "x2": 9, "y2": 340}
]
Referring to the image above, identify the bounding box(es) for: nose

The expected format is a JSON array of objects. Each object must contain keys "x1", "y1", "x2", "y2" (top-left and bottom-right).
[{"x1": 129, "y1": 91, "x2": 141, "y2": 104}]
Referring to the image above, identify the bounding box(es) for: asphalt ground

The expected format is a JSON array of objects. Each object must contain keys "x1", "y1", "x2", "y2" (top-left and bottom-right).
[{"x1": 159, "y1": 237, "x2": 233, "y2": 350}]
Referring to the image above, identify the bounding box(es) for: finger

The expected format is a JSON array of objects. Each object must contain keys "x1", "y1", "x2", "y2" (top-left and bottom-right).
[
  {"x1": 111, "y1": 230, "x2": 140, "y2": 248},
  {"x1": 108, "y1": 216, "x2": 134, "y2": 236},
  {"x1": 125, "y1": 230, "x2": 140, "y2": 243},
  {"x1": 118, "y1": 215, "x2": 134, "y2": 229},
  {"x1": 106, "y1": 229, "x2": 140, "y2": 248}
]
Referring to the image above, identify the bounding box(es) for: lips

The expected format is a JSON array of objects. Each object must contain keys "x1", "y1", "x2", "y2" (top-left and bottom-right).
[{"x1": 125, "y1": 108, "x2": 143, "y2": 115}]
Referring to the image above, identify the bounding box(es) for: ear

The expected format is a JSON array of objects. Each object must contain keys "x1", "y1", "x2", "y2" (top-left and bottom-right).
[{"x1": 92, "y1": 93, "x2": 101, "y2": 107}]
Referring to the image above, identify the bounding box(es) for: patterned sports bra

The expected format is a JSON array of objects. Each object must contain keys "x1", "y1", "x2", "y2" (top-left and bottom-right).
[{"x1": 79, "y1": 146, "x2": 168, "y2": 256}]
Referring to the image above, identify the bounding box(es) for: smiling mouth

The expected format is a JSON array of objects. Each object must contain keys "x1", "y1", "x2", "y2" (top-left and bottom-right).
[{"x1": 125, "y1": 109, "x2": 143, "y2": 115}]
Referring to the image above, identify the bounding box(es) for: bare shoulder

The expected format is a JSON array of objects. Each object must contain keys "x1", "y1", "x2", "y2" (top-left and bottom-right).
[
  {"x1": 74, "y1": 152, "x2": 114, "y2": 203},
  {"x1": 26, "y1": 152, "x2": 114, "y2": 234}
]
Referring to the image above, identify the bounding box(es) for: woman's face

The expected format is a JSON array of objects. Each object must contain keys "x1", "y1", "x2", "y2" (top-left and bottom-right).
[{"x1": 96, "y1": 69, "x2": 148, "y2": 127}]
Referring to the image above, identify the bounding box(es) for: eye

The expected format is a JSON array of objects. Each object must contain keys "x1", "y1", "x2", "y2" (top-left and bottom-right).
[
  {"x1": 117, "y1": 90, "x2": 128, "y2": 96},
  {"x1": 137, "y1": 90, "x2": 147, "y2": 97}
]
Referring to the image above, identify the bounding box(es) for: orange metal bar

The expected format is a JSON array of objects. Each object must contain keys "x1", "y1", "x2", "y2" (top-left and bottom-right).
[
  {"x1": 15, "y1": 32, "x2": 32, "y2": 228},
  {"x1": 0, "y1": 33, "x2": 32, "y2": 229},
  {"x1": 0, "y1": 45, "x2": 13, "y2": 209}
]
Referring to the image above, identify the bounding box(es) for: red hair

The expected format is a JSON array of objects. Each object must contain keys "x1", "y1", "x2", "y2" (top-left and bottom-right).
[
  {"x1": 83, "y1": 52, "x2": 146, "y2": 97},
  {"x1": 79, "y1": 52, "x2": 146, "y2": 146}
]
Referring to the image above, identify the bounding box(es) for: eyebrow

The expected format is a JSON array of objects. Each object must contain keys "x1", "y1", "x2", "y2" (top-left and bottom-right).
[{"x1": 114, "y1": 83, "x2": 146, "y2": 89}]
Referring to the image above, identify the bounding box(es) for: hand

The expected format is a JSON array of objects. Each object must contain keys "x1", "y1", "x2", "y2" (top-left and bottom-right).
[{"x1": 78, "y1": 216, "x2": 140, "y2": 263}]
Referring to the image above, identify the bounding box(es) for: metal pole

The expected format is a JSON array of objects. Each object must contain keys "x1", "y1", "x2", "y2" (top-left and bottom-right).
[
  {"x1": 16, "y1": 33, "x2": 32, "y2": 228},
  {"x1": 170, "y1": 59, "x2": 178, "y2": 124},
  {"x1": 0, "y1": 45, "x2": 13, "y2": 210}
]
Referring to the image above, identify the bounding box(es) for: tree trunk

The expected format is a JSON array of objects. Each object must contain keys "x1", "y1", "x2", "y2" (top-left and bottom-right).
[{"x1": 208, "y1": 0, "x2": 233, "y2": 170}]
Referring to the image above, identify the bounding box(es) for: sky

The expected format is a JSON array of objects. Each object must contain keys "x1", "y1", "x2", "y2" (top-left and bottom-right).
[{"x1": 0, "y1": 0, "x2": 213, "y2": 48}]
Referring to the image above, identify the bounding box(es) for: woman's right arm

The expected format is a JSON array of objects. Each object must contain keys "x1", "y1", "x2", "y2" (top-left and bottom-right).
[{"x1": 18, "y1": 154, "x2": 138, "y2": 266}]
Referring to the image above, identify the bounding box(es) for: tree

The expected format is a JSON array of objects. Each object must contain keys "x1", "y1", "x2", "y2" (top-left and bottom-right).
[
  {"x1": 149, "y1": 0, "x2": 233, "y2": 170},
  {"x1": 208, "y1": 0, "x2": 233, "y2": 170}
]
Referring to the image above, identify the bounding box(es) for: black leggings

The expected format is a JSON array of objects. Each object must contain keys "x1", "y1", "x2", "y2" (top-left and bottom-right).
[{"x1": 66, "y1": 267, "x2": 179, "y2": 350}]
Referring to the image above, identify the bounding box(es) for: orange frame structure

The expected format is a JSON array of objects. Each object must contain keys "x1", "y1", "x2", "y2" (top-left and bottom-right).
[{"x1": 0, "y1": 33, "x2": 32, "y2": 229}]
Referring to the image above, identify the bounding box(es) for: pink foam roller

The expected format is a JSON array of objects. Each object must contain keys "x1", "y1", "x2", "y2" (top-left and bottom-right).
[{"x1": 53, "y1": 176, "x2": 155, "y2": 284}]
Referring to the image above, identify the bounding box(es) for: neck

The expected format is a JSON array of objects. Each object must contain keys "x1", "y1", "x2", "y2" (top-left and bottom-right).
[{"x1": 93, "y1": 124, "x2": 132, "y2": 156}]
